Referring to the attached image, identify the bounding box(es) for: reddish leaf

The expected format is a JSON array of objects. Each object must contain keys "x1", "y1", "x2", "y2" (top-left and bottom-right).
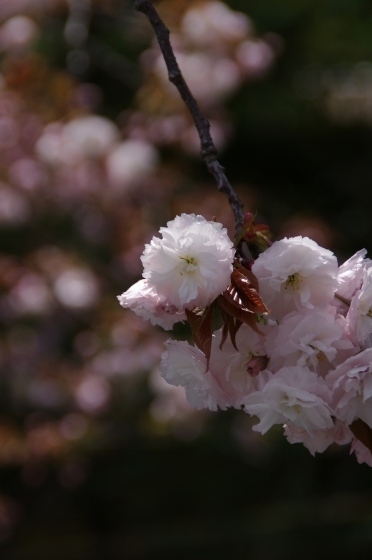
[
  {"x1": 185, "y1": 304, "x2": 214, "y2": 368},
  {"x1": 234, "y1": 262, "x2": 259, "y2": 291},
  {"x1": 242, "y1": 310, "x2": 265, "y2": 336},
  {"x1": 350, "y1": 419, "x2": 372, "y2": 454},
  {"x1": 219, "y1": 309, "x2": 242, "y2": 351},
  {"x1": 217, "y1": 292, "x2": 263, "y2": 335},
  {"x1": 219, "y1": 319, "x2": 229, "y2": 351},
  {"x1": 246, "y1": 288, "x2": 269, "y2": 314},
  {"x1": 217, "y1": 291, "x2": 251, "y2": 321},
  {"x1": 230, "y1": 269, "x2": 269, "y2": 314},
  {"x1": 228, "y1": 316, "x2": 242, "y2": 351},
  {"x1": 185, "y1": 307, "x2": 203, "y2": 337},
  {"x1": 197, "y1": 304, "x2": 214, "y2": 367}
]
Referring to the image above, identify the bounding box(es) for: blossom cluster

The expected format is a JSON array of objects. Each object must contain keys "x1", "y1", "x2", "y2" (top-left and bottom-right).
[{"x1": 119, "y1": 213, "x2": 372, "y2": 467}]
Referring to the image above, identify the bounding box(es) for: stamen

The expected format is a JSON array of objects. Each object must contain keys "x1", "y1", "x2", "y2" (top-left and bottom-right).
[
  {"x1": 178, "y1": 255, "x2": 198, "y2": 275},
  {"x1": 180, "y1": 255, "x2": 196, "y2": 265},
  {"x1": 285, "y1": 272, "x2": 302, "y2": 290},
  {"x1": 309, "y1": 344, "x2": 327, "y2": 362},
  {"x1": 317, "y1": 350, "x2": 326, "y2": 362}
]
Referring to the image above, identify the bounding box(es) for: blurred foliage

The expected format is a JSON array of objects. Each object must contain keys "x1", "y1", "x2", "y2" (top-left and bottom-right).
[{"x1": 0, "y1": 0, "x2": 372, "y2": 559}]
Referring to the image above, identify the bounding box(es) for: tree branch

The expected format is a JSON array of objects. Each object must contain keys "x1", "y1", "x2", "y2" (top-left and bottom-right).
[{"x1": 134, "y1": 0, "x2": 245, "y2": 233}]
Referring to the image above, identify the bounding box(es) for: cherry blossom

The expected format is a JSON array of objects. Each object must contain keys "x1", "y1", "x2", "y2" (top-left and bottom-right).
[
  {"x1": 337, "y1": 249, "x2": 370, "y2": 300},
  {"x1": 284, "y1": 420, "x2": 352, "y2": 456},
  {"x1": 208, "y1": 325, "x2": 268, "y2": 407},
  {"x1": 252, "y1": 236, "x2": 339, "y2": 320},
  {"x1": 243, "y1": 366, "x2": 334, "y2": 434},
  {"x1": 350, "y1": 437, "x2": 372, "y2": 467},
  {"x1": 160, "y1": 331, "x2": 264, "y2": 412},
  {"x1": 141, "y1": 213, "x2": 234, "y2": 310},
  {"x1": 326, "y1": 348, "x2": 372, "y2": 428},
  {"x1": 117, "y1": 279, "x2": 186, "y2": 330},
  {"x1": 159, "y1": 339, "x2": 220, "y2": 411},
  {"x1": 347, "y1": 268, "x2": 372, "y2": 347},
  {"x1": 106, "y1": 140, "x2": 159, "y2": 189},
  {"x1": 265, "y1": 307, "x2": 355, "y2": 373},
  {"x1": 36, "y1": 116, "x2": 119, "y2": 166}
]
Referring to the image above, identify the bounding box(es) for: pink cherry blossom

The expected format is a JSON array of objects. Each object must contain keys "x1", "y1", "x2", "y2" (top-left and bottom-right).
[
  {"x1": 159, "y1": 339, "x2": 221, "y2": 411},
  {"x1": 252, "y1": 236, "x2": 339, "y2": 320},
  {"x1": 243, "y1": 366, "x2": 333, "y2": 434},
  {"x1": 346, "y1": 267, "x2": 372, "y2": 347},
  {"x1": 326, "y1": 348, "x2": 372, "y2": 427},
  {"x1": 284, "y1": 419, "x2": 352, "y2": 456},
  {"x1": 337, "y1": 249, "x2": 370, "y2": 300},
  {"x1": 208, "y1": 324, "x2": 268, "y2": 407},
  {"x1": 117, "y1": 279, "x2": 186, "y2": 330},
  {"x1": 350, "y1": 437, "x2": 372, "y2": 467},
  {"x1": 265, "y1": 307, "x2": 355, "y2": 373}
]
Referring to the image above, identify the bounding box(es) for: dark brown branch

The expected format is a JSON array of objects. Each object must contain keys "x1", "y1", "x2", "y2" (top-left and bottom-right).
[{"x1": 134, "y1": 0, "x2": 245, "y2": 233}]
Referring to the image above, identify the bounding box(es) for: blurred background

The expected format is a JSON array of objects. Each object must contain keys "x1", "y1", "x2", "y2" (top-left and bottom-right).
[{"x1": 1, "y1": 0, "x2": 372, "y2": 558}]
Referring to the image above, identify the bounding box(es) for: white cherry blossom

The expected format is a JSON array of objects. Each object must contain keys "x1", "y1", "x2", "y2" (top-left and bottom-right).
[
  {"x1": 252, "y1": 236, "x2": 339, "y2": 320},
  {"x1": 141, "y1": 214, "x2": 234, "y2": 310}
]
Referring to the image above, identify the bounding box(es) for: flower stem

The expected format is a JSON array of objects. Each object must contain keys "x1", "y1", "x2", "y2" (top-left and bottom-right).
[{"x1": 134, "y1": 0, "x2": 245, "y2": 234}]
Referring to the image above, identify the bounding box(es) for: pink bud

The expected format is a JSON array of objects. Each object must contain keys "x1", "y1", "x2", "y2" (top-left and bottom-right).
[{"x1": 243, "y1": 212, "x2": 254, "y2": 225}]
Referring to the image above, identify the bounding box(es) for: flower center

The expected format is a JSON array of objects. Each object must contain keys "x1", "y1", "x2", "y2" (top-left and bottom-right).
[
  {"x1": 309, "y1": 344, "x2": 327, "y2": 362},
  {"x1": 316, "y1": 350, "x2": 327, "y2": 362},
  {"x1": 282, "y1": 395, "x2": 301, "y2": 415},
  {"x1": 285, "y1": 272, "x2": 302, "y2": 291},
  {"x1": 178, "y1": 255, "x2": 198, "y2": 275},
  {"x1": 246, "y1": 353, "x2": 268, "y2": 376}
]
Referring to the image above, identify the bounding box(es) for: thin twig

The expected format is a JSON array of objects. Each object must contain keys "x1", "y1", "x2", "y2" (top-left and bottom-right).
[{"x1": 134, "y1": 0, "x2": 245, "y2": 233}]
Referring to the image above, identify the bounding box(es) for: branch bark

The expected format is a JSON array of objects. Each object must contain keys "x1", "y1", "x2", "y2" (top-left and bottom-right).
[{"x1": 134, "y1": 0, "x2": 245, "y2": 233}]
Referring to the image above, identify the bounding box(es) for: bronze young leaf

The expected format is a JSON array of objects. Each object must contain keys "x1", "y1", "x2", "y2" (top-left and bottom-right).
[
  {"x1": 185, "y1": 304, "x2": 215, "y2": 368},
  {"x1": 350, "y1": 419, "x2": 372, "y2": 454}
]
